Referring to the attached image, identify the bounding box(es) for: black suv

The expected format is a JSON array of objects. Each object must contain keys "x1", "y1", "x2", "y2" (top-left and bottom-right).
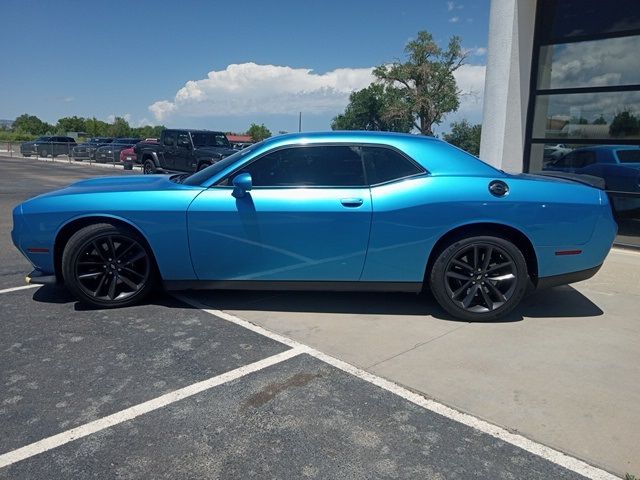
[{"x1": 21, "y1": 136, "x2": 77, "y2": 158}]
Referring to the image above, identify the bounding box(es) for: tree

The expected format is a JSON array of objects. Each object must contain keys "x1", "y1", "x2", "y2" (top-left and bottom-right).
[
  {"x1": 373, "y1": 31, "x2": 467, "y2": 136},
  {"x1": 609, "y1": 110, "x2": 640, "y2": 137},
  {"x1": 13, "y1": 114, "x2": 52, "y2": 135},
  {"x1": 593, "y1": 115, "x2": 607, "y2": 125},
  {"x1": 331, "y1": 83, "x2": 413, "y2": 132},
  {"x1": 443, "y1": 120, "x2": 482, "y2": 156},
  {"x1": 132, "y1": 125, "x2": 165, "y2": 139},
  {"x1": 56, "y1": 116, "x2": 87, "y2": 134},
  {"x1": 85, "y1": 117, "x2": 110, "y2": 136},
  {"x1": 247, "y1": 123, "x2": 272, "y2": 142},
  {"x1": 109, "y1": 117, "x2": 131, "y2": 137}
]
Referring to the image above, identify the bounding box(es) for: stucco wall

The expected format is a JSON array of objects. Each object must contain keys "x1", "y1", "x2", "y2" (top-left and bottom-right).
[{"x1": 479, "y1": 0, "x2": 536, "y2": 172}]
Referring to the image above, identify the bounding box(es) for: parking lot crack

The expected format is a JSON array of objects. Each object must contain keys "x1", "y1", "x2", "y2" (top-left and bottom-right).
[{"x1": 365, "y1": 323, "x2": 469, "y2": 370}]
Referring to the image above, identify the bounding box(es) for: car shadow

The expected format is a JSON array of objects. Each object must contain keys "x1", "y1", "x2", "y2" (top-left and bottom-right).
[
  {"x1": 31, "y1": 283, "x2": 603, "y2": 323},
  {"x1": 30, "y1": 285, "x2": 191, "y2": 311},
  {"x1": 181, "y1": 284, "x2": 604, "y2": 323}
]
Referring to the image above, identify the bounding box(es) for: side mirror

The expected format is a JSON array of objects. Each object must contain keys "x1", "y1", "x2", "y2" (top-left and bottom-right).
[{"x1": 232, "y1": 172, "x2": 252, "y2": 198}]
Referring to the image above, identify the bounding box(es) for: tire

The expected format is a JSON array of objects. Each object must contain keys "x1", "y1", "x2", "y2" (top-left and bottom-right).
[
  {"x1": 143, "y1": 159, "x2": 156, "y2": 174},
  {"x1": 39, "y1": 149, "x2": 48, "y2": 158},
  {"x1": 62, "y1": 223, "x2": 156, "y2": 308},
  {"x1": 197, "y1": 161, "x2": 211, "y2": 171},
  {"x1": 429, "y1": 235, "x2": 529, "y2": 322}
]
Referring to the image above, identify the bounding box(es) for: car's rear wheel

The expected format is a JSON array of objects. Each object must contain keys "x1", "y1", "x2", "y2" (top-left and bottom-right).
[
  {"x1": 62, "y1": 223, "x2": 155, "y2": 308},
  {"x1": 143, "y1": 159, "x2": 156, "y2": 174},
  {"x1": 429, "y1": 236, "x2": 528, "y2": 321}
]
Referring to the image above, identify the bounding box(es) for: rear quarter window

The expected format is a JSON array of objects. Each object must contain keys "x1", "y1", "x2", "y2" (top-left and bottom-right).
[
  {"x1": 362, "y1": 146, "x2": 424, "y2": 185},
  {"x1": 616, "y1": 149, "x2": 640, "y2": 163}
]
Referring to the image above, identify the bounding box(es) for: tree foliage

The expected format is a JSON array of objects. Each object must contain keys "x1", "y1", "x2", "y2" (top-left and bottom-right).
[
  {"x1": 13, "y1": 114, "x2": 52, "y2": 135},
  {"x1": 331, "y1": 83, "x2": 413, "y2": 132},
  {"x1": 373, "y1": 31, "x2": 466, "y2": 136},
  {"x1": 443, "y1": 120, "x2": 482, "y2": 156},
  {"x1": 55, "y1": 116, "x2": 87, "y2": 134},
  {"x1": 609, "y1": 110, "x2": 640, "y2": 137},
  {"x1": 247, "y1": 123, "x2": 272, "y2": 142},
  {"x1": 10, "y1": 114, "x2": 164, "y2": 140}
]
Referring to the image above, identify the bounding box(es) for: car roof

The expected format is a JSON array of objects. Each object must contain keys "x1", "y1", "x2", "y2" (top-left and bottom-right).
[
  {"x1": 250, "y1": 131, "x2": 501, "y2": 177},
  {"x1": 571, "y1": 145, "x2": 640, "y2": 152}
]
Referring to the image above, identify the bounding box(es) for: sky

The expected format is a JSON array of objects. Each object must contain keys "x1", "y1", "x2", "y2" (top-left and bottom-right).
[{"x1": 0, "y1": 0, "x2": 490, "y2": 135}]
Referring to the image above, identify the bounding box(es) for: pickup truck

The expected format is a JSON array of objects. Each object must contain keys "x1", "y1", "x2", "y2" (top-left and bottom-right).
[{"x1": 135, "y1": 129, "x2": 236, "y2": 174}]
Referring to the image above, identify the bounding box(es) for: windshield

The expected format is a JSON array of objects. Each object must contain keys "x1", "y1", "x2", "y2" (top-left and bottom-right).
[
  {"x1": 191, "y1": 132, "x2": 231, "y2": 148},
  {"x1": 182, "y1": 142, "x2": 262, "y2": 186}
]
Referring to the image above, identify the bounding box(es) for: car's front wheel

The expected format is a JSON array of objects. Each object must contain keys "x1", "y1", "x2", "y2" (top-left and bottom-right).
[
  {"x1": 429, "y1": 235, "x2": 529, "y2": 321},
  {"x1": 39, "y1": 149, "x2": 48, "y2": 158},
  {"x1": 62, "y1": 223, "x2": 155, "y2": 308}
]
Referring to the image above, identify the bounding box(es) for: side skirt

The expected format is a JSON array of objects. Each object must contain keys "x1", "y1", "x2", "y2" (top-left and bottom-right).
[{"x1": 163, "y1": 280, "x2": 424, "y2": 294}]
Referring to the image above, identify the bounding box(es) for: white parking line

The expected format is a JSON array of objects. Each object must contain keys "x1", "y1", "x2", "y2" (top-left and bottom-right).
[
  {"x1": 0, "y1": 347, "x2": 305, "y2": 469},
  {"x1": 0, "y1": 285, "x2": 38, "y2": 294},
  {"x1": 176, "y1": 294, "x2": 619, "y2": 480}
]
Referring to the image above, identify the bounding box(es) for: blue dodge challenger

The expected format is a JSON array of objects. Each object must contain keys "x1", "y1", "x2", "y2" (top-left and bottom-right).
[{"x1": 11, "y1": 132, "x2": 617, "y2": 321}]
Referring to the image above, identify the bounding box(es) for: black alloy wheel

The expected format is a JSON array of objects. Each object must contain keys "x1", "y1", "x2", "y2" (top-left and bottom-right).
[
  {"x1": 430, "y1": 236, "x2": 528, "y2": 321},
  {"x1": 143, "y1": 159, "x2": 156, "y2": 174},
  {"x1": 62, "y1": 223, "x2": 155, "y2": 308},
  {"x1": 40, "y1": 149, "x2": 48, "y2": 158}
]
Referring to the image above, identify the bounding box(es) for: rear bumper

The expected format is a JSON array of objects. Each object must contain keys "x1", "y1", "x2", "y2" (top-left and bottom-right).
[{"x1": 536, "y1": 264, "x2": 602, "y2": 289}]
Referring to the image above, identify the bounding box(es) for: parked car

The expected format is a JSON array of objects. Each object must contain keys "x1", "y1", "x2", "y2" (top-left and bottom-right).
[
  {"x1": 94, "y1": 138, "x2": 141, "y2": 163},
  {"x1": 135, "y1": 129, "x2": 235, "y2": 174},
  {"x1": 71, "y1": 137, "x2": 114, "y2": 161},
  {"x1": 542, "y1": 143, "x2": 572, "y2": 165},
  {"x1": 12, "y1": 132, "x2": 617, "y2": 321},
  {"x1": 122, "y1": 138, "x2": 158, "y2": 164},
  {"x1": 543, "y1": 145, "x2": 640, "y2": 193},
  {"x1": 20, "y1": 136, "x2": 77, "y2": 158}
]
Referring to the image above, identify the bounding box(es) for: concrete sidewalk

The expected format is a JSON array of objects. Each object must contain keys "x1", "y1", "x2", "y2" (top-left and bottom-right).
[{"x1": 188, "y1": 248, "x2": 640, "y2": 477}]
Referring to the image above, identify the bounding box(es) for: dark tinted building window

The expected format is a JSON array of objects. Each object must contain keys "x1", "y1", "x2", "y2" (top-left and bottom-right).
[
  {"x1": 538, "y1": 0, "x2": 640, "y2": 43},
  {"x1": 241, "y1": 145, "x2": 365, "y2": 187},
  {"x1": 362, "y1": 146, "x2": 423, "y2": 185},
  {"x1": 527, "y1": 0, "x2": 640, "y2": 247}
]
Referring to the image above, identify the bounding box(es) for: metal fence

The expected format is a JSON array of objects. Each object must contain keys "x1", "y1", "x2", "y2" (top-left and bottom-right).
[{"x1": 0, "y1": 141, "x2": 137, "y2": 170}]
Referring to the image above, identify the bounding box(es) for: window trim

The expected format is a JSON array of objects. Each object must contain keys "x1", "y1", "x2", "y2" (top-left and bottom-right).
[{"x1": 212, "y1": 142, "x2": 428, "y2": 189}]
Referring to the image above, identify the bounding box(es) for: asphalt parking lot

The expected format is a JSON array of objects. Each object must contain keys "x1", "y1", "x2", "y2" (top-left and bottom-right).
[{"x1": 0, "y1": 155, "x2": 633, "y2": 479}]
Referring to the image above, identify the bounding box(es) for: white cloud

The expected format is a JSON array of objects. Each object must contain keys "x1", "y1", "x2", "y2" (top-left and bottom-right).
[
  {"x1": 449, "y1": 16, "x2": 460, "y2": 23},
  {"x1": 106, "y1": 113, "x2": 132, "y2": 123},
  {"x1": 465, "y1": 46, "x2": 487, "y2": 57},
  {"x1": 148, "y1": 62, "x2": 486, "y2": 131},
  {"x1": 149, "y1": 63, "x2": 375, "y2": 121},
  {"x1": 453, "y1": 64, "x2": 486, "y2": 119},
  {"x1": 447, "y1": 1, "x2": 463, "y2": 11}
]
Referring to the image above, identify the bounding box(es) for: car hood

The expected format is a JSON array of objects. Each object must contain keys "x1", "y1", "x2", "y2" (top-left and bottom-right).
[
  {"x1": 29, "y1": 175, "x2": 190, "y2": 200},
  {"x1": 194, "y1": 146, "x2": 236, "y2": 157}
]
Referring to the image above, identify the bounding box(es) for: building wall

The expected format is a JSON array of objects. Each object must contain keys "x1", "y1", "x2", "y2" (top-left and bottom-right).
[{"x1": 479, "y1": 0, "x2": 536, "y2": 172}]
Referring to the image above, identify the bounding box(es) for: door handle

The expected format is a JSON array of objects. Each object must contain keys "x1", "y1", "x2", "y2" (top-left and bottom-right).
[{"x1": 340, "y1": 198, "x2": 363, "y2": 208}]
